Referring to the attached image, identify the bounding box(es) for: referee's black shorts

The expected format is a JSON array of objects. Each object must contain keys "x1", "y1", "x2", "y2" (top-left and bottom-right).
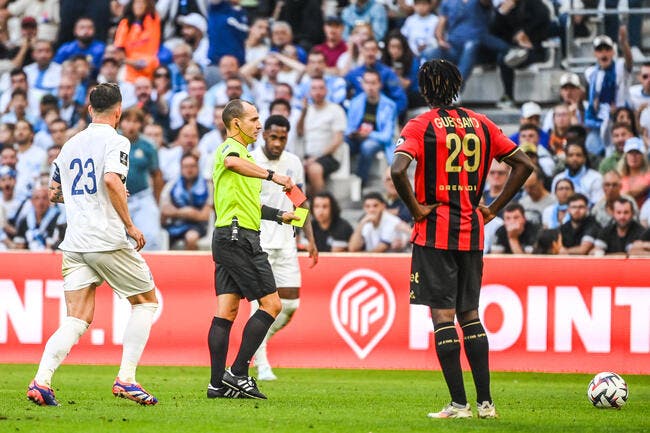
[
  {"x1": 409, "y1": 245, "x2": 483, "y2": 312},
  {"x1": 211, "y1": 226, "x2": 277, "y2": 301}
]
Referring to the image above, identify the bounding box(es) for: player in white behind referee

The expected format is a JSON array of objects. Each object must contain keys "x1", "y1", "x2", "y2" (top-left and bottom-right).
[{"x1": 27, "y1": 83, "x2": 159, "y2": 407}]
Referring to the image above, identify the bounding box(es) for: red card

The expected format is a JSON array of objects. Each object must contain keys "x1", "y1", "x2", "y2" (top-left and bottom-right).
[{"x1": 286, "y1": 185, "x2": 307, "y2": 207}]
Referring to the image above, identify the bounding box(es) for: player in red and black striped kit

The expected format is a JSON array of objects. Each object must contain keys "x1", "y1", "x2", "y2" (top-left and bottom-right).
[{"x1": 391, "y1": 60, "x2": 534, "y2": 419}]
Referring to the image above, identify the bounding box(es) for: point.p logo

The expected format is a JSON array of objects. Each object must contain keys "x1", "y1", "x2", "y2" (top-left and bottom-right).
[{"x1": 330, "y1": 269, "x2": 396, "y2": 359}]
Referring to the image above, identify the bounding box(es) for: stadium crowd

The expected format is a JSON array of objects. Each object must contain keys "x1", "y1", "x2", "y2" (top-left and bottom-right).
[{"x1": 0, "y1": 0, "x2": 650, "y2": 256}]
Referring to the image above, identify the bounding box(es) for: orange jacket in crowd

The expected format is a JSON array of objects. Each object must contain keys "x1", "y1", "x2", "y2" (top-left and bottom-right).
[{"x1": 114, "y1": 13, "x2": 161, "y2": 83}]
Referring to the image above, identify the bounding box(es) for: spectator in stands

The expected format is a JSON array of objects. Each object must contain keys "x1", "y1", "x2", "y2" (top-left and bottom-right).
[
  {"x1": 24, "y1": 39, "x2": 60, "y2": 94},
  {"x1": 593, "y1": 197, "x2": 645, "y2": 255},
  {"x1": 114, "y1": 0, "x2": 161, "y2": 82},
  {"x1": 198, "y1": 104, "x2": 226, "y2": 178},
  {"x1": 133, "y1": 77, "x2": 169, "y2": 131},
  {"x1": 509, "y1": 102, "x2": 550, "y2": 149},
  {"x1": 156, "y1": 0, "x2": 208, "y2": 40},
  {"x1": 173, "y1": 13, "x2": 210, "y2": 68},
  {"x1": 341, "y1": 0, "x2": 388, "y2": 42},
  {"x1": 241, "y1": 55, "x2": 284, "y2": 114},
  {"x1": 490, "y1": 0, "x2": 552, "y2": 104},
  {"x1": 0, "y1": 68, "x2": 41, "y2": 119},
  {"x1": 518, "y1": 124, "x2": 556, "y2": 180},
  {"x1": 548, "y1": 104, "x2": 572, "y2": 160},
  {"x1": 482, "y1": 160, "x2": 511, "y2": 208},
  {"x1": 207, "y1": 0, "x2": 248, "y2": 66},
  {"x1": 34, "y1": 117, "x2": 67, "y2": 152},
  {"x1": 97, "y1": 57, "x2": 137, "y2": 108},
  {"x1": 120, "y1": 107, "x2": 164, "y2": 251},
  {"x1": 592, "y1": 170, "x2": 638, "y2": 228},
  {"x1": 313, "y1": 16, "x2": 347, "y2": 72},
  {"x1": 427, "y1": 0, "x2": 491, "y2": 87},
  {"x1": 2, "y1": 16, "x2": 37, "y2": 70},
  {"x1": 0, "y1": 164, "x2": 20, "y2": 247},
  {"x1": 584, "y1": 29, "x2": 632, "y2": 158},
  {"x1": 297, "y1": 77, "x2": 347, "y2": 196},
  {"x1": 167, "y1": 42, "x2": 194, "y2": 94},
  {"x1": 295, "y1": 49, "x2": 347, "y2": 105},
  {"x1": 490, "y1": 203, "x2": 539, "y2": 254},
  {"x1": 57, "y1": 0, "x2": 111, "y2": 47},
  {"x1": 383, "y1": 167, "x2": 410, "y2": 224},
  {"x1": 4, "y1": 0, "x2": 59, "y2": 43},
  {"x1": 400, "y1": 0, "x2": 438, "y2": 59},
  {"x1": 604, "y1": 0, "x2": 642, "y2": 55},
  {"x1": 11, "y1": 183, "x2": 62, "y2": 251},
  {"x1": 0, "y1": 123, "x2": 15, "y2": 147},
  {"x1": 169, "y1": 96, "x2": 211, "y2": 141},
  {"x1": 143, "y1": 123, "x2": 166, "y2": 149},
  {"x1": 542, "y1": 72, "x2": 586, "y2": 132},
  {"x1": 270, "y1": 21, "x2": 307, "y2": 64},
  {"x1": 629, "y1": 62, "x2": 650, "y2": 114},
  {"x1": 520, "y1": 166, "x2": 555, "y2": 226},
  {"x1": 349, "y1": 191, "x2": 408, "y2": 252},
  {"x1": 308, "y1": 191, "x2": 353, "y2": 252},
  {"x1": 346, "y1": 38, "x2": 407, "y2": 114},
  {"x1": 551, "y1": 141, "x2": 603, "y2": 205},
  {"x1": 57, "y1": 75, "x2": 83, "y2": 128},
  {"x1": 152, "y1": 65, "x2": 173, "y2": 116},
  {"x1": 618, "y1": 137, "x2": 650, "y2": 209},
  {"x1": 543, "y1": 178, "x2": 574, "y2": 228},
  {"x1": 273, "y1": 0, "x2": 324, "y2": 51},
  {"x1": 599, "y1": 123, "x2": 633, "y2": 174},
  {"x1": 558, "y1": 193, "x2": 599, "y2": 255},
  {"x1": 170, "y1": 76, "x2": 213, "y2": 132},
  {"x1": 382, "y1": 30, "x2": 425, "y2": 111},
  {"x1": 160, "y1": 152, "x2": 212, "y2": 250},
  {"x1": 160, "y1": 122, "x2": 200, "y2": 182},
  {"x1": 345, "y1": 69, "x2": 397, "y2": 187},
  {"x1": 54, "y1": 17, "x2": 105, "y2": 75},
  {"x1": 628, "y1": 230, "x2": 650, "y2": 255},
  {"x1": 611, "y1": 106, "x2": 639, "y2": 138},
  {"x1": 1, "y1": 89, "x2": 35, "y2": 125},
  {"x1": 533, "y1": 228, "x2": 561, "y2": 254},
  {"x1": 245, "y1": 17, "x2": 270, "y2": 65},
  {"x1": 14, "y1": 119, "x2": 46, "y2": 200},
  {"x1": 336, "y1": 22, "x2": 372, "y2": 76}
]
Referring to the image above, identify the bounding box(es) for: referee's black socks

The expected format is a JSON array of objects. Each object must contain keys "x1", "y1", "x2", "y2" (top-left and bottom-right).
[
  {"x1": 231, "y1": 309, "x2": 275, "y2": 377},
  {"x1": 208, "y1": 316, "x2": 233, "y2": 387},
  {"x1": 461, "y1": 320, "x2": 492, "y2": 404},
  {"x1": 433, "y1": 322, "x2": 467, "y2": 406}
]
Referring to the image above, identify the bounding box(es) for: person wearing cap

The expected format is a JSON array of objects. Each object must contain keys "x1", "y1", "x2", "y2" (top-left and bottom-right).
[
  {"x1": 313, "y1": 16, "x2": 347, "y2": 71},
  {"x1": 542, "y1": 72, "x2": 586, "y2": 132},
  {"x1": 618, "y1": 136, "x2": 650, "y2": 208},
  {"x1": 598, "y1": 122, "x2": 634, "y2": 174},
  {"x1": 508, "y1": 101, "x2": 550, "y2": 150},
  {"x1": 6, "y1": 0, "x2": 59, "y2": 43},
  {"x1": 54, "y1": 17, "x2": 106, "y2": 74},
  {"x1": 168, "y1": 13, "x2": 209, "y2": 68},
  {"x1": 341, "y1": 0, "x2": 388, "y2": 42},
  {"x1": 349, "y1": 191, "x2": 408, "y2": 252},
  {"x1": 584, "y1": 26, "x2": 632, "y2": 158}
]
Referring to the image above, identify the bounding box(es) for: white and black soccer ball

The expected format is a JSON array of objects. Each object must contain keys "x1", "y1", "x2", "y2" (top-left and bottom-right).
[{"x1": 587, "y1": 372, "x2": 628, "y2": 409}]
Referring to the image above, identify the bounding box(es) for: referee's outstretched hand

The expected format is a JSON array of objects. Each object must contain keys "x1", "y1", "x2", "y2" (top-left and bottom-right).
[
  {"x1": 126, "y1": 224, "x2": 146, "y2": 251},
  {"x1": 279, "y1": 211, "x2": 300, "y2": 225},
  {"x1": 271, "y1": 172, "x2": 295, "y2": 192}
]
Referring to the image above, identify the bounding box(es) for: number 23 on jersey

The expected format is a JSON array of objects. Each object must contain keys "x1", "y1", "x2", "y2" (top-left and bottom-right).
[{"x1": 70, "y1": 158, "x2": 97, "y2": 195}]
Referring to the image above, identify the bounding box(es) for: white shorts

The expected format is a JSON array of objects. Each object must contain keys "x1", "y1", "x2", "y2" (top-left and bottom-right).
[
  {"x1": 62, "y1": 249, "x2": 155, "y2": 298},
  {"x1": 266, "y1": 247, "x2": 301, "y2": 288}
]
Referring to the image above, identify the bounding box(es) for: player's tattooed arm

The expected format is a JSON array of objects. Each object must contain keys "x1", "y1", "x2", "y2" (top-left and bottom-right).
[{"x1": 48, "y1": 183, "x2": 64, "y2": 203}]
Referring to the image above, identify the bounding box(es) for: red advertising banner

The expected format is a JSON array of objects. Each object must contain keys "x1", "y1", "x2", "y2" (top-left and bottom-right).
[{"x1": 1, "y1": 252, "x2": 649, "y2": 373}]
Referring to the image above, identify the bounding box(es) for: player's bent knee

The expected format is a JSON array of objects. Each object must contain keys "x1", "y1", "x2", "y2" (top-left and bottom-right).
[
  {"x1": 128, "y1": 288, "x2": 158, "y2": 305},
  {"x1": 258, "y1": 292, "x2": 282, "y2": 317}
]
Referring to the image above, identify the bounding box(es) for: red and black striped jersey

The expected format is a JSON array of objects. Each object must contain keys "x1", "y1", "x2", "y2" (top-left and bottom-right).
[{"x1": 395, "y1": 106, "x2": 518, "y2": 251}]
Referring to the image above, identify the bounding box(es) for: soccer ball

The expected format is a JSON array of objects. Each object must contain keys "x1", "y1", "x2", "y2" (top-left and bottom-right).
[{"x1": 587, "y1": 372, "x2": 628, "y2": 409}]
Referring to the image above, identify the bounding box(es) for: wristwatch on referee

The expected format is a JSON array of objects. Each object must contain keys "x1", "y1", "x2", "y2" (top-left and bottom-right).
[{"x1": 266, "y1": 169, "x2": 274, "y2": 181}]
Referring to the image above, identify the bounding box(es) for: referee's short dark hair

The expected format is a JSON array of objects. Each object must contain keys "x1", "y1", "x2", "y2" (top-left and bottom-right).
[
  {"x1": 223, "y1": 99, "x2": 253, "y2": 128},
  {"x1": 264, "y1": 114, "x2": 290, "y2": 131},
  {"x1": 89, "y1": 83, "x2": 122, "y2": 113}
]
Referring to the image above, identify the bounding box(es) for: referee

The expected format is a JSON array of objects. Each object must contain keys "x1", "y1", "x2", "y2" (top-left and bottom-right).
[{"x1": 206, "y1": 99, "x2": 298, "y2": 400}]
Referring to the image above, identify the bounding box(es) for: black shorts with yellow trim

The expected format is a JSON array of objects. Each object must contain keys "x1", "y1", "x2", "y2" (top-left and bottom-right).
[{"x1": 409, "y1": 245, "x2": 483, "y2": 312}]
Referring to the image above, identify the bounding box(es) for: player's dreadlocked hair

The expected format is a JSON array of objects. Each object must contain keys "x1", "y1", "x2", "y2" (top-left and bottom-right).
[{"x1": 417, "y1": 59, "x2": 462, "y2": 107}]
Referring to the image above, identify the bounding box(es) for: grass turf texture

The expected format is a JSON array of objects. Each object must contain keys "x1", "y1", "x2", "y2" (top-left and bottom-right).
[{"x1": 1, "y1": 364, "x2": 649, "y2": 433}]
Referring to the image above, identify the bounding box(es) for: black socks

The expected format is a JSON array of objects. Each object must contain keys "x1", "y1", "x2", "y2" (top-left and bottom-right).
[
  {"x1": 208, "y1": 316, "x2": 233, "y2": 387},
  {"x1": 231, "y1": 309, "x2": 275, "y2": 377},
  {"x1": 461, "y1": 320, "x2": 491, "y2": 403},
  {"x1": 434, "y1": 321, "x2": 466, "y2": 405}
]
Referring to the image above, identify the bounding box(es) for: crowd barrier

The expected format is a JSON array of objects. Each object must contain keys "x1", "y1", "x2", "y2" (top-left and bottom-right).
[{"x1": 1, "y1": 252, "x2": 648, "y2": 374}]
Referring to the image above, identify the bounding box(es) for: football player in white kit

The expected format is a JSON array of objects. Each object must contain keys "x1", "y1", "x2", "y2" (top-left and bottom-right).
[
  {"x1": 251, "y1": 115, "x2": 318, "y2": 381},
  {"x1": 27, "y1": 83, "x2": 159, "y2": 406}
]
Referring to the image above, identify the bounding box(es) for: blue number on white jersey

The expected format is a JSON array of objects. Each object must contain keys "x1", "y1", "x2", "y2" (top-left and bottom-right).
[{"x1": 70, "y1": 157, "x2": 97, "y2": 195}]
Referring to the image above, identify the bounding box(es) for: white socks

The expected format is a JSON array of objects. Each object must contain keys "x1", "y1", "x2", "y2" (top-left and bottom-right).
[
  {"x1": 117, "y1": 303, "x2": 158, "y2": 384},
  {"x1": 254, "y1": 298, "x2": 300, "y2": 368},
  {"x1": 35, "y1": 316, "x2": 89, "y2": 387}
]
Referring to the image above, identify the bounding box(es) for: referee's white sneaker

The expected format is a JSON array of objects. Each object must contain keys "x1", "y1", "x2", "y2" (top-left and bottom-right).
[
  {"x1": 257, "y1": 365, "x2": 277, "y2": 381},
  {"x1": 427, "y1": 402, "x2": 472, "y2": 419}
]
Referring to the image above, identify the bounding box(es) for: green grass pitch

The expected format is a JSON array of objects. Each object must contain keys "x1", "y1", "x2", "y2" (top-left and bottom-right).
[{"x1": 1, "y1": 364, "x2": 649, "y2": 433}]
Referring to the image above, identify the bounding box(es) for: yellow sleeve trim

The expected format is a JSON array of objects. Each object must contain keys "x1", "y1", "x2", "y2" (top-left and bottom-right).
[
  {"x1": 497, "y1": 147, "x2": 521, "y2": 163},
  {"x1": 395, "y1": 150, "x2": 414, "y2": 160}
]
